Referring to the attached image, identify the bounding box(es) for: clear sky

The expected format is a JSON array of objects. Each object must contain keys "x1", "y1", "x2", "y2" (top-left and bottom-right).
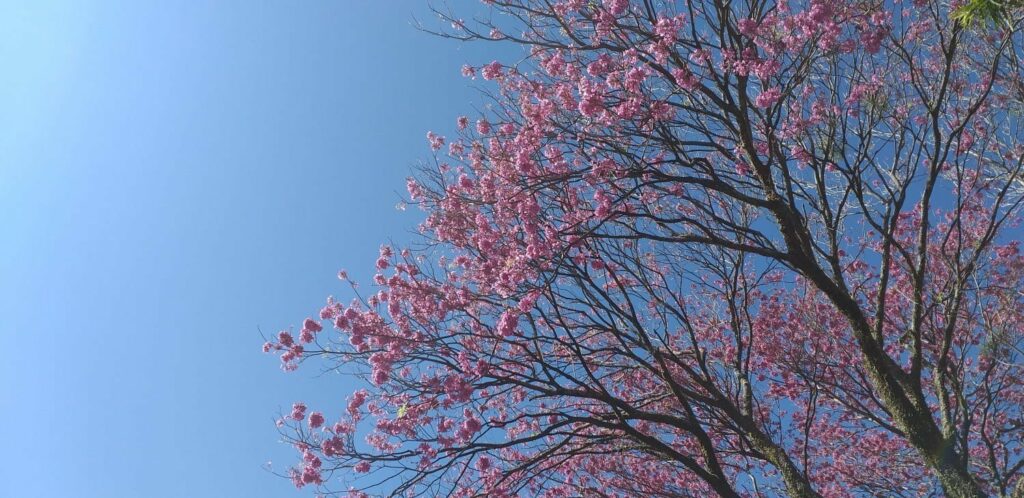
[{"x1": 0, "y1": 2, "x2": 499, "y2": 496}]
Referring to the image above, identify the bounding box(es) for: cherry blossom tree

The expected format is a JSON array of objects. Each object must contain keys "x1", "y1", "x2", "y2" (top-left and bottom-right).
[{"x1": 266, "y1": 1, "x2": 1024, "y2": 496}]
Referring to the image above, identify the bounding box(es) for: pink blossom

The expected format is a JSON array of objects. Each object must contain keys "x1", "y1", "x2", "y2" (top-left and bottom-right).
[
  {"x1": 348, "y1": 390, "x2": 368, "y2": 416},
  {"x1": 737, "y1": 18, "x2": 759, "y2": 37},
  {"x1": 290, "y1": 402, "x2": 307, "y2": 421},
  {"x1": 497, "y1": 310, "x2": 519, "y2": 337},
  {"x1": 754, "y1": 87, "x2": 782, "y2": 108},
  {"x1": 603, "y1": 0, "x2": 628, "y2": 16},
  {"x1": 578, "y1": 87, "x2": 605, "y2": 118},
  {"x1": 587, "y1": 54, "x2": 615, "y2": 76},
  {"x1": 302, "y1": 318, "x2": 322, "y2": 333},
  {"x1": 426, "y1": 131, "x2": 445, "y2": 151},
  {"x1": 308, "y1": 411, "x2": 325, "y2": 429},
  {"x1": 277, "y1": 331, "x2": 294, "y2": 347},
  {"x1": 477, "y1": 455, "x2": 492, "y2": 471},
  {"x1": 593, "y1": 188, "x2": 613, "y2": 217},
  {"x1": 672, "y1": 67, "x2": 698, "y2": 90},
  {"x1": 654, "y1": 15, "x2": 685, "y2": 43},
  {"x1": 542, "y1": 51, "x2": 567, "y2": 77},
  {"x1": 481, "y1": 61, "x2": 503, "y2": 80}
]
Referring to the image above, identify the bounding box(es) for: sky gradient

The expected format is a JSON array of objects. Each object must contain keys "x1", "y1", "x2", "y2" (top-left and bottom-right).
[{"x1": 0, "y1": 2, "x2": 499, "y2": 496}]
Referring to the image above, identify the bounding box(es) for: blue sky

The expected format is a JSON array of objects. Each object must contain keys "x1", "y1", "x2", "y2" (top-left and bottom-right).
[{"x1": 0, "y1": 2, "x2": 500, "y2": 496}]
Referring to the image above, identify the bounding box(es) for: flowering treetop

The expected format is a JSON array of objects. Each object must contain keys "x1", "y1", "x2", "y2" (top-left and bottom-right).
[{"x1": 266, "y1": 1, "x2": 1024, "y2": 496}]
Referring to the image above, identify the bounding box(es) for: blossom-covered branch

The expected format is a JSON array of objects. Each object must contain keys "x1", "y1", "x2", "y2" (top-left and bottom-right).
[{"x1": 267, "y1": 1, "x2": 1024, "y2": 496}]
